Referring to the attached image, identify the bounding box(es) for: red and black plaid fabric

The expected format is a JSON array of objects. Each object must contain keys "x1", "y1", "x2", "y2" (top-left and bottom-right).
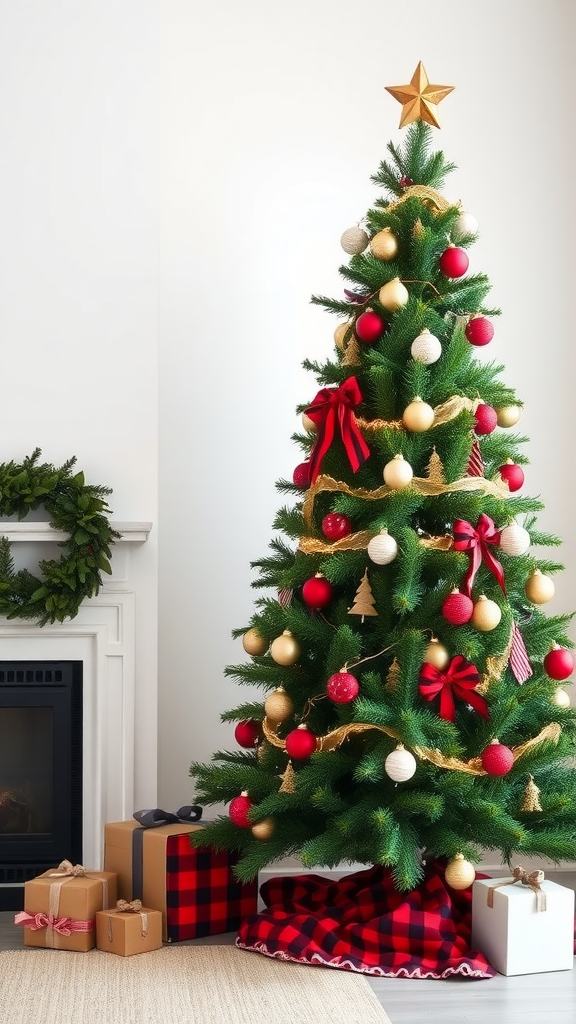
[
  {"x1": 237, "y1": 859, "x2": 497, "y2": 978},
  {"x1": 165, "y1": 834, "x2": 257, "y2": 942}
]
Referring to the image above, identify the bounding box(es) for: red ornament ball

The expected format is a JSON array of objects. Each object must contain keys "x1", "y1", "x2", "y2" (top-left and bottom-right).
[
  {"x1": 442, "y1": 590, "x2": 474, "y2": 625},
  {"x1": 322, "y1": 512, "x2": 352, "y2": 541},
  {"x1": 234, "y1": 720, "x2": 261, "y2": 748},
  {"x1": 543, "y1": 646, "x2": 574, "y2": 681},
  {"x1": 229, "y1": 792, "x2": 253, "y2": 828},
  {"x1": 481, "y1": 741, "x2": 514, "y2": 777},
  {"x1": 439, "y1": 246, "x2": 469, "y2": 278},
  {"x1": 302, "y1": 574, "x2": 333, "y2": 609},
  {"x1": 326, "y1": 671, "x2": 359, "y2": 704},
  {"x1": 399, "y1": 175, "x2": 414, "y2": 188},
  {"x1": 355, "y1": 310, "x2": 386, "y2": 343},
  {"x1": 474, "y1": 403, "x2": 498, "y2": 435},
  {"x1": 285, "y1": 726, "x2": 317, "y2": 760},
  {"x1": 499, "y1": 461, "x2": 524, "y2": 492},
  {"x1": 465, "y1": 316, "x2": 494, "y2": 346},
  {"x1": 292, "y1": 461, "x2": 311, "y2": 489}
]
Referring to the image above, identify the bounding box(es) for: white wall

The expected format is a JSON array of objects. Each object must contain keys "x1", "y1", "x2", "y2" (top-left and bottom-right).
[
  {"x1": 0, "y1": 1, "x2": 159, "y2": 801},
  {"x1": 158, "y1": 0, "x2": 576, "y2": 809}
]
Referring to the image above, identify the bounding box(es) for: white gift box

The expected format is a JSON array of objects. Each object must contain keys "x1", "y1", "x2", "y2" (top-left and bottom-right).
[{"x1": 471, "y1": 874, "x2": 574, "y2": 976}]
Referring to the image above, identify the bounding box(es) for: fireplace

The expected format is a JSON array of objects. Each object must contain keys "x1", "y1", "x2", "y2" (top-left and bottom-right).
[{"x1": 0, "y1": 661, "x2": 83, "y2": 909}]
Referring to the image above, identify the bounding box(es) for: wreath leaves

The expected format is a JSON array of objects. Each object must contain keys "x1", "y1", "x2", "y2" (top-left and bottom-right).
[{"x1": 0, "y1": 449, "x2": 119, "y2": 625}]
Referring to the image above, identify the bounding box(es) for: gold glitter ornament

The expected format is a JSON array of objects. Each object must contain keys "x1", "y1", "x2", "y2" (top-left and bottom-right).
[
  {"x1": 378, "y1": 277, "x2": 409, "y2": 312},
  {"x1": 369, "y1": 228, "x2": 398, "y2": 261},
  {"x1": 264, "y1": 686, "x2": 294, "y2": 722},
  {"x1": 424, "y1": 638, "x2": 450, "y2": 670},
  {"x1": 242, "y1": 627, "x2": 268, "y2": 656},
  {"x1": 402, "y1": 396, "x2": 435, "y2": 432},
  {"x1": 251, "y1": 817, "x2": 275, "y2": 840},
  {"x1": 334, "y1": 321, "x2": 354, "y2": 351},
  {"x1": 278, "y1": 761, "x2": 296, "y2": 793},
  {"x1": 471, "y1": 595, "x2": 502, "y2": 632},
  {"x1": 495, "y1": 405, "x2": 522, "y2": 428},
  {"x1": 270, "y1": 630, "x2": 300, "y2": 666},
  {"x1": 525, "y1": 569, "x2": 555, "y2": 604},
  {"x1": 445, "y1": 853, "x2": 475, "y2": 890},
  {"x1": 520, "y1": 775, "x2": 542, "y2": 812}
]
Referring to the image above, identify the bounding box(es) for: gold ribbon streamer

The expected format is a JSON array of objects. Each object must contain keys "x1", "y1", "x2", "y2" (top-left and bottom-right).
[
  {"x1": 356, "y1": 394, "x2": 476, "y2": 434},
  {"x1": 388, "y1": 184, "x2": 456, "y2": 214},
  {"x1": 264, "y1": 718, "x2": 560, "y2": 776},
  {"x1": 486, "y1": 866, "x2": 547, "y2": 912}
]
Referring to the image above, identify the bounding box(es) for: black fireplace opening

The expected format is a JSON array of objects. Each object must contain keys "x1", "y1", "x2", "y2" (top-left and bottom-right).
[{"x1": 0, "y1": 661, "x2": 82, "y2": 910}]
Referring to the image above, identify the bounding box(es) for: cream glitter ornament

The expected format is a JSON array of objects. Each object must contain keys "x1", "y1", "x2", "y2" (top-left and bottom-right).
[
  {"x1": 369, "y1": 228, "x2": 398, "y2": 260},
  {"x1": 302, "y1": 412, "x2": 317, "y2": 433},
  {"x1": 334, "y1": 321, "x2": 354, "y2": 351},
  {"x1": 383, "y1": 453, "x2": 413, "y2": 488},
  {"x1": 552, "y1": 687, "x2": 571, "y2": 708},
  {"x1": 402, "y1": 396, "x2": 435, "y2": 432},
  {"x1": 451, "y1": 210, "x2": 478, "y2": 242},
  {"x1": 270, "y1": 630, "x2": 301, "y2": 666},
  {"x1": 410, "y1": 328, "x2": 442, "y2": 365},
  {"x1": 384, "y1": 744, "x2": 417, "y2": 782},
  {"x1": 495, "y1": 405, "x2": 522, "y2": 428},
  {"x1": 251, "y1": 817, "x2": 276, "y2": 840},
  {"x1": 424, "y1": 638, "x2": 450, "y2": 670},
  {"x1": 264, "y1": 686, "x2": 294, "y2": 722},
  {"x1": 378, "y1": 277, "x2": 409, "y2": 311},
  {"x1": 367, "y1": 528, "x2": 398, "y2": 565},
  {"x1": 341, "y1": 226, "x2": 369, "y2": 255},
  {"x1": 242, "y1": 627, "x2": 268, "y2": 656},
  {"x1": 471, "y1": 594, "x2": 502, "y2": 632},
  {"x1": 499, "y1": 521, "x2": 530, "y2": 557},
  {"x1": 445, "y1": 853, "x2": 475, "y2": 890},
  {"x1": 525, "y1": 569, "x2": 555, "y2": 604}
]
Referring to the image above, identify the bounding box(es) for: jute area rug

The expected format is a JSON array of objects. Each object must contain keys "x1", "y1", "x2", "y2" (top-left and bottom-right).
[{"x1": 0, "y1": 945, "x2": 392, "y2": 1024}]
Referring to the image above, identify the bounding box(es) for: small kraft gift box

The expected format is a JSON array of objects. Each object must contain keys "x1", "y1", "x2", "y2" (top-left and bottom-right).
[
  {"x1": 103, "y1": 806, "x2": 258, "y2": 942},
  {"x1": 96, "y1": 899, "x2": 163, "y2": 956},
  {"x1": 14, "y1": 860, "x2": 117, "y2": 951},
  {"x1": 472, "y1": 866, "x2": 575, "y2": 976}
]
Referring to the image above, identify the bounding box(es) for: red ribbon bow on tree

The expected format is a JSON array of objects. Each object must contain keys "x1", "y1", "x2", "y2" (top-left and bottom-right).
[
  {"x1": 453, "y1": 514, "x2": 504, "y2": 597},
  {"x1": 304, "y1": 376, "x2": 370, "y2": 484},
  {"x1": 419, "y1": 655, "x2": 489, "y2": 722}
]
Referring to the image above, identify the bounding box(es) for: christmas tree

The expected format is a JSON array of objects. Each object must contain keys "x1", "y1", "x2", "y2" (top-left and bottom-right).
[{"x1": 190, "y1": 64, "x2": 576, "y2": 893}]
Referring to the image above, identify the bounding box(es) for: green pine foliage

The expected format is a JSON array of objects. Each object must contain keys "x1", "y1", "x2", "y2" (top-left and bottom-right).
[{"x1": 190, "y1": 120, "x2": 576, "y2": 889}]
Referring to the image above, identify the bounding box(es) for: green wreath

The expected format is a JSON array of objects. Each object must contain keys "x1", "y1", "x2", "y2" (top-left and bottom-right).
[{"x1": 0, "y1": 449, "x2": 120, "y2": 625}]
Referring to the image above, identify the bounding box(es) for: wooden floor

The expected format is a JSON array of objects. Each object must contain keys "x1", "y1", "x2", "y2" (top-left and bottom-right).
[{"x1": 1, "y1": 878, "x2": 575, "y2": 1024}]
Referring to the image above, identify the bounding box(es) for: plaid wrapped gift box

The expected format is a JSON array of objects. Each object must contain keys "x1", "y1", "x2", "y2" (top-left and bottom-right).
[{"x1": 104, "y1": 814, "x2": 257, "y2": 942}]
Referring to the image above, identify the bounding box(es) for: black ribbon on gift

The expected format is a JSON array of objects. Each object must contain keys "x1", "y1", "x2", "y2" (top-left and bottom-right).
[{"x1": 131, "y1": 806, "x2": 203, "y2": 900}]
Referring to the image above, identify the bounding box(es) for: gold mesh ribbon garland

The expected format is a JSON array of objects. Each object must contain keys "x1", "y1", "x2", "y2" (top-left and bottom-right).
[{"x1": 264, "y1": 718, "x2": 561, "y2": 777}]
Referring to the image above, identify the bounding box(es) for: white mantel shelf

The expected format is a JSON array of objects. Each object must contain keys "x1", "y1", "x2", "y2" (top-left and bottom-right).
[{"x1": 0, "y1": 521, "x2": 152, "y2": 542}]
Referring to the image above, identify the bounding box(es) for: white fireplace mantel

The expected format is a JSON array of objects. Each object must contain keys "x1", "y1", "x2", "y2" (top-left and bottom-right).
[{"x1": 0, "y1": 521, "x2": 152, "y2": 543}]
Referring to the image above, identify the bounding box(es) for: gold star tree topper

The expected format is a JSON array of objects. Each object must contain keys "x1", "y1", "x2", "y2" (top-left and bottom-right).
[{"x1": 386, "y1": 62, "x2": 454, "y2": 129}]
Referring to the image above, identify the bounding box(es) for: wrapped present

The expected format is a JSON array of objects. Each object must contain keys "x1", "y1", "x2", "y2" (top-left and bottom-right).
[
  {"x1": 472, "y1": 866, "x2": 575, "y2": 975},
  {"x1": 96, "y1": 899, "x2": 163, "y2": 956},
  {"x1": 14, "y1": 860, "x2": 117, "y2": 951},
  {"x1": 103, "y1": 807, "x2": 258, "y2": 942}
]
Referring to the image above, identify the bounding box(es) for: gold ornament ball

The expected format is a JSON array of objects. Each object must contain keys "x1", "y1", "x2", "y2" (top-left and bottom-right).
[
  {"x1": 270, "y1": 630, "x2": 301, "y2": 666},
  {"x1": 424, "y1": 638, "x2": 450, "y2": 670},
  {"x1": 496, "y1": 405, "x2": 522, "y2": 428},
  {"x1": 445, "y1": 853, "x2": 476, "y2": 890},
  {"x1": 383, "y1": 453, "x2": 413, "y2": 489},
  {"x1": 402, "y1": 396, "x2": 435, "y2": 433},
  {"x1": 525, "y1": 569, "x2": 555, "y2": 604},
  {"x1": 341, "y1": 226, "x2": 369, "y2": 255},
  {"x1": 251, "y1": 817, "x2": 276, "y2": 840},
  {"x1": 378, "y1": 277, "x2": 409, "y2": 312},
  {"x1": 302, "y1": 412, "x2": 316, "y2": 433},
  {"x1": 334, "y1": 321, "x2": 353, "y2": 351},
  {"x1": 552, "y1": 687, "x2": 571, "y2": 708},
  {"x1": 471, "y1": 595, "x2": 502, "y2": 632},
  {"x1": 242, "y1": 627, "x2": 268, "y2": 656},
  {"x1": 369, "y1": 228, "x2": 398, "y2": 261},
  {"x1": 264, "y1": 686, "x2": 294, "y2": 722}
]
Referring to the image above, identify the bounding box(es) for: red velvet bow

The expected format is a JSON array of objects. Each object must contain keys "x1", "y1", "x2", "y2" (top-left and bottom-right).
[
  {"x1": 453, "y1": 514, "x2": 504, "y2": 597},
  {"x1": 419, "y1": 655, "x2": 489, "y2": 722},
  {"x1": 304, "y1": 376, "x2": 370, "y2": 484}
]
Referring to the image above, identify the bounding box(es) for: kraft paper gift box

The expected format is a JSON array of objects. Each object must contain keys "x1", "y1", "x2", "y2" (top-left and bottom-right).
[
  {"x1": 103, "y1": 813, "x2": 258, "y2": 942},
  {"x1": 471, "y1": 870, "x2": 575, "y2": 976},
  {"x1": 96, "y1": 900, "x2": 163, "y2": 956},
  {"x1": 14, "y1": 861, "x2": 117, "y2": 951}
]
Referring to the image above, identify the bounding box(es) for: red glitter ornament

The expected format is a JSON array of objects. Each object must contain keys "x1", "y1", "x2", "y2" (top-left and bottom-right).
[
  {"x1": 355, "y1": 310, "x2": 386, "y2": 343},
  {"x1": 481, "y1": 740, "x2": 514, "y2": 777},
  {"x1": 499, "y1": 461, "x2": 524, "y2": 492},
  {"x1": 442, "y1": 589, "x2": 474, "y2": 625},
  {"x1": 474, "y1": 403, "x2": 498, "y2": 435},
  {"x1": 326, "y1": 671, "x2": 359, "y2": 704},
  {"x1": 234, "y1": 720, "x2": 261, "y2": 748},
  {"x1": 292, "y1": 461, "x2": 311, "y2": 489},
  {"x1": 285, "y1": 725, "x2": 317, "y2": 759},
  {"x1": 465, "y1": 316, "x2": 494, "y2": 346},
  {"x1": 439, "y1": 246, "x2": 469, "y2": 278},
  {"x1": 322, "y1": 512, "x2": 352, "y2": 541},
  {"x1": 229, "y1": 792, "x2": 254, "y2": 827},
  {"x1": 399, "y1": 175, "x2": 414, "y2": 188},
  {"x1": 543, "y1": 645, "x2": 574, "y2": 681},
  {"x1": 302, "y1": 574, "x2": 333, "y2": 609}
]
